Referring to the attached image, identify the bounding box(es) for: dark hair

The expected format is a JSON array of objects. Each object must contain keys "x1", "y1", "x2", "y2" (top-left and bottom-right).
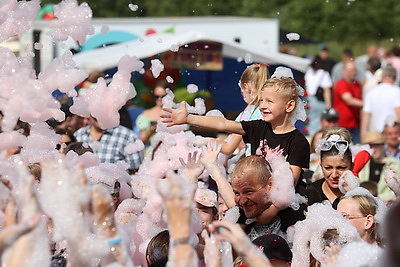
[
  {"x1": 146, "y1": 230, "x2": 170, "y2": 267},
  {"x1": 342, "y1": 48, "x2": 354, "y2": 59},
  {"x1": 310, "y1": 55, "x2": 324, "y2": 71},
  {"x1": 366, "y1": 57, "x2": 381, "y2": 72},
  {"x1": 62, "y1": 142, "x2": 93, "y2": 155},
  {"x1": 55, "y1": 127, "x2": 77, "y2": 143},
  {"x1": 154, "y1": 79, "x2": 175, "y2": 92},
  {"x1": 360, "y1": 181, "x2": 378, "y2": 197}
]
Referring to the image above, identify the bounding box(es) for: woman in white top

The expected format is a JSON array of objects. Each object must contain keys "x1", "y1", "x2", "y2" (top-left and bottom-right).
[{"x1": 304, "y1": 56, "x2": 333, "y2": 136}]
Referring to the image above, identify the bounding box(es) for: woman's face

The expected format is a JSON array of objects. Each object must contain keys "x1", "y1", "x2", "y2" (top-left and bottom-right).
[
  {"x1": 321, "y1": 155, "x2": 352, "y2": 190},
  {"x1": 153, "y1": 86, "x2": 167, "y2": 107}
]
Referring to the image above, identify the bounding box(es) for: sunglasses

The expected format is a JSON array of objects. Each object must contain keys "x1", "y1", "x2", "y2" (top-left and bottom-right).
[
  {"x1": 154, "y1": 94, "x2": 167, "y2": 100},
  {"x1": 319, "y1": 139, "x2": 349, "y2": 152}
]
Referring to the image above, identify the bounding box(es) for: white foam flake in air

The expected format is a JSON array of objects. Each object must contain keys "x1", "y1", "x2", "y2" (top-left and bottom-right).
[
  {"x1": 34, "y1": 42, "x2": 43, "y2": 50},
  {"x1": 128, "y1": 3, "x2": 139, "y2": 11},
  {"x1": 70, "y1": 55, "x2": 143, "y2": 129},
  {"x1": 100, "y1": 25, "x2": 109, "y2": 34},
  {"x1": 187, "y1": 84, "x2": 199, "y2": 93},
  {"x1": 150, "y1": 59, "x2": 164, "y2": 78},
  {"x1": 49, "y1": 0, "x2": 95, "y2": 44},
  {"x1": 0, "y1": 0, "x2": 40, "y2": 42},
  {"x1": 244, "y1": 53, "x2": 253, "y2": 64},
  {"x1": 286, "y1": 32, "x2": 300, "y2": 41}
]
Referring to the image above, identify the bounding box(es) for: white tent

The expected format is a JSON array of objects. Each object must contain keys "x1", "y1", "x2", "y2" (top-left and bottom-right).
[{"x1": 72, "y1": 31, "x2": 311, "y2": 73}]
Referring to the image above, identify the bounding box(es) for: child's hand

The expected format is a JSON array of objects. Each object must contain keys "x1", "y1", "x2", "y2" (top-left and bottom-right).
[
  {"x1": 161, "y1": 101, "x2": 189, "y2": 127},
  {"x1": 321, "y1": 242, "x2": 341, "y2": 266},
  {"x1": 384, "y1": 166, "x2": 400, "y2": 197},
  {"x1": 339, "y1": 170, "x2": 360, "y2": 193},
  {"x1": 179, "y1": 151, "x2": 204, "y2": 183},
  {"x1": 200, "y1": 140, "x2": 222, "y2": 169}
]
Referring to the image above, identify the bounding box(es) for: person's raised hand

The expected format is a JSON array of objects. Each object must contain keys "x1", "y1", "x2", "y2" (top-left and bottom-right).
[
  {"x1": 161, "y1": 101, "x2": 189, "y2": 127},
  {"x1": 0, "y1": 215, "x2": 40, "y2": 256},
  {"x1": 338, "y1": 170, "x2": 360, "y2": 193},
  {"x1": 321, "y1": 242, "x2": 341, "y2": 266},
  {"x1": 200, "y1": 140, "x2": 222, "y2": 169},
  {"x1": 384, "y1": 166, "x2": 400, "y2": 197},
  {"x1": 179, "y1": 151, "x2": 204, "y2": 183}
]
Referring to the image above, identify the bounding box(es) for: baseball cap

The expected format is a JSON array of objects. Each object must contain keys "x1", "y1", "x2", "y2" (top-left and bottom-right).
[
  {"x1": 252, "y1": 233, "x2": 292, "y2": 262},
  {"x1": 195, "y1": 188, "x2": 218, "y2": 209},
  {"x1": 321, "y1": 108, "x2": 339, "y2": 121}
]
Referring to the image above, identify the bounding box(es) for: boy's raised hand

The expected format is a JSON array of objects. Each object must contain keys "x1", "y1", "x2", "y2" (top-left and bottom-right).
[{"x1": 161, "y1": 101, "x2": 189, "y2": 127}]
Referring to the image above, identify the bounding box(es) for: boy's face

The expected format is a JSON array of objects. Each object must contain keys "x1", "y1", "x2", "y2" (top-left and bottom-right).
[
  {"x1": 259, "y1": 88, "x2": 290, "y2": 123},
  {"x1": 231, "y1": 169, "x2": 271, "y2": 219}
]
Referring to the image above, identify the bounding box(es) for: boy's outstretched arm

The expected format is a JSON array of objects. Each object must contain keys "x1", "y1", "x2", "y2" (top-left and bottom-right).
[{"x1": 162, "y1": 101, "x2": 245, "y2": 135}]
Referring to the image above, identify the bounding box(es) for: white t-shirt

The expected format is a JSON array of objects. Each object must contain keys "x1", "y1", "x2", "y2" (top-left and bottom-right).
[
  {"x1": 363, "y1": 82, "x2": 400, "y2": 132},
  {"x1": 304, "y1": 68, "x2": 333, "y2": 96}
]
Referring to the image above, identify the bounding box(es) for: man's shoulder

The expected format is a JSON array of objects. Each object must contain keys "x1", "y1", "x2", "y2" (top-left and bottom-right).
[
  {"x1": 74, "y1": 125, "x2": 90, "y2": 136},
  {"x1": 108, "y1": 125, "x2": 137, "y2": 138}
]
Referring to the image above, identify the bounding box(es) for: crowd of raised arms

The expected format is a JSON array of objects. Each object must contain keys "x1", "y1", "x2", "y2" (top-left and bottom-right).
[{"x1": 1, "y1": 44, "x2": 400, "y2": 267}]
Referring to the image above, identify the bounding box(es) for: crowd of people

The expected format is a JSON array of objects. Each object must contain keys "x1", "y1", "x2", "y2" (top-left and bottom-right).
[{"x1": 0, "y1": 48, "x2": 400, "y2": 267}]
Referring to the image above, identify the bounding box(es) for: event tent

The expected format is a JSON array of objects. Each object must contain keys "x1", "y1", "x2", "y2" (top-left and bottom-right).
[{"x1": 72, "y1": 31, "x2": 311, "y2": 73}]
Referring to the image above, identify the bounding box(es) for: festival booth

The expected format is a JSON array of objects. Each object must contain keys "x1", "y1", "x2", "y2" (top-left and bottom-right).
[{"x1": 72, "y1": 31, "x2": 311, "y2": 113}]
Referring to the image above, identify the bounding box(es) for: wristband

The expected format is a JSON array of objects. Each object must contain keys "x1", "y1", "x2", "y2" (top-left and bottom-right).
[
  {"x1": 171, "y1": 237, "x2": 190, "y2": 247},
  {"x1": 107, "y1": 236, "x2": 123, "y2": 245}
]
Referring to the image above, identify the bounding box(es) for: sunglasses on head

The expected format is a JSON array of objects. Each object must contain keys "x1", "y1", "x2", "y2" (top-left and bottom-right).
[{"x1": 319, "y1": 139, "x2": 349, "y2": 152}]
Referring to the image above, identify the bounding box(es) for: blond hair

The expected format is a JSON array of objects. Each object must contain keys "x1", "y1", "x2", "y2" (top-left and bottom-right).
[
  {"x1": 239, "y1": 64, "x2": 270, "y2": 106},
  {"x1": 232, "y1": 155, "x2": 272, "y2": 186},
  {"x1": 341, "y1": 195, "x2": 381, "y2": 245},
  {"x1": 320, "y1": 127, "x2": 353, "y2": 163},
  {"x1": 260, "y1": 77, "x2": 298, "y2": 102}
]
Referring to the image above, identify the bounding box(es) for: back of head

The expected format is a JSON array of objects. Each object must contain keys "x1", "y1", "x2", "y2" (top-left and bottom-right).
[
  {"x1": 146, "y1": 230, "x2": 170, "y2": 267},
  {"x1": 366, "y1": 57, "x2": 381, "y2": 72},
  {"x1": 240, "y1": 64, "x2": 270, "y2": 106},
  {"x1": 232, "y1": 155, "x2": 272, "y2": 186},
  {"x1": 382, "y1": 65, "x2": 397, "y2": 81},
  {"x1": 391, "y1": 46, "x2": 400, "y2": 57},
  {"x1": 342, "y1": 48, "x2": 354, "y2": 60},
  {"x1": 385, "y1": 200, "x2": 400, "y2": 265},
  {"x1": 261, "y1": 77, "x2": 298, "y2": 102},
  {"x1": 310, "y1": 55, "x2": 323, "y2": 71},
  {"x1": 252, "y1": 233, "x2": 292, "y2": 263}
]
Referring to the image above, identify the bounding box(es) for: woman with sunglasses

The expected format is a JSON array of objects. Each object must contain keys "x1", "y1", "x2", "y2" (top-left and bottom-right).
[
  {"x1": 135, "y1": 80, "x2": 175, "y2": 147},
  {"x1": 306, "y1": 127, "x2": 353, "y2": 209}
]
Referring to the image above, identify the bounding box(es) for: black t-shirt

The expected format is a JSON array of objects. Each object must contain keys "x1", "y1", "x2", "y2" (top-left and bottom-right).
[
  {"x1": 241, "y1": 120, "x2": 310, "y2": 168},
  {"x1": 306, "y1": 178, "x2": 341, "y2": 209}
]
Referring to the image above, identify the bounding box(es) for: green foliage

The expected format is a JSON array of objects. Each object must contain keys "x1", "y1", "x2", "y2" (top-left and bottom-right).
[{"x1": 38, "y1": 0, "x2": 400, "y2": 45}]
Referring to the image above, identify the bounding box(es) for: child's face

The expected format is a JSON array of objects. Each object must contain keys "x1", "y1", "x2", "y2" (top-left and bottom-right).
[
  {"x1": 240, "y1": 81, "x2": 255, "y2": 104},
  {"x1": 259, "y1": 87, "x2": 289, "y2": 123}
]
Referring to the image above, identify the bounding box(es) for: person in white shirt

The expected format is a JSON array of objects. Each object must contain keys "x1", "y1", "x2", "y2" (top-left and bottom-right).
[
  {"x1": 361, "y1": 66, "x2": 400, "y2": 142},
  {"x1": 304, "y1": 55, "x2": 333, "y2": 136}
]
